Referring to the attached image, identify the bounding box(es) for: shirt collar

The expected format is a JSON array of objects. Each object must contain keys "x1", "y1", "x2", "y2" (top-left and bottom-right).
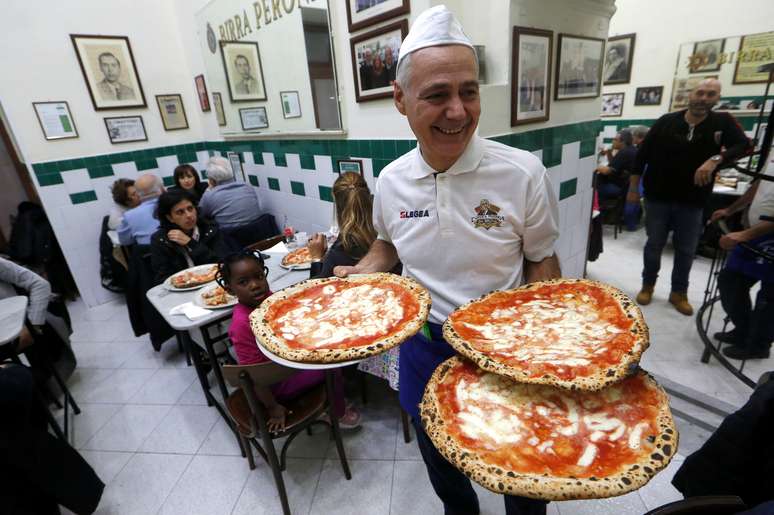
[{"x1": 409, "y1": 134, "x2": 484, "y2": 179}]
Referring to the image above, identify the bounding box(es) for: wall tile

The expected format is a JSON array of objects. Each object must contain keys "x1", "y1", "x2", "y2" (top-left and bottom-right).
[
  {"x1": 313, "y1": 155, "x2": 333, "y2": 174},
  {"x1": 248, "y1": 175, "x2": 259, "y2": 187},
  {"x1": 318, "y1": 185, "x2": 333, "y2": 202},
  {"x1": 290, "y1": 181, "x2": 305, "y2": 196},
  {"x1": 37, "y1": 172, "x2": 64, "y2": 187},
  {"x1": 559, "y1": 178, "x2": 578, "y2": 201},
  {"x1": 61, "y1": 169, "x2": 93, "y2": 194},
  {"x1": 299, "y1": 154, "x2": 316, "y2": 170},
  {"x1": 268, "y1": 177, "x2": 280, "y2": 191},
  {"x1": 70, "y1": 190, "x2": 98, "y2": 204},
  {"x1": 274, "y1": 153, "x2": 287, "y2": 167}
]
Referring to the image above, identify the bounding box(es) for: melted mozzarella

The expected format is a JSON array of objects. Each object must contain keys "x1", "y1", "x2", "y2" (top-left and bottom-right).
[
  {"x1": 628, "y1": 422, "x2": 650, "y2": 449},
  {"x1": 577, "y1": 443, "x2": 598, "y2": 467}
]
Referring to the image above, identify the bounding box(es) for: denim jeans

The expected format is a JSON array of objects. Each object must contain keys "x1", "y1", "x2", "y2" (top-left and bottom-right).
[
  {"x1": 642, "y1": 199, "x2": 704, "y2": 293},
  {"x1": 718, "y1": 268, "x2": 774, "y2": 352},
  {"x1": 413, "y1": 419, "x2": 549, "y2": 515}
]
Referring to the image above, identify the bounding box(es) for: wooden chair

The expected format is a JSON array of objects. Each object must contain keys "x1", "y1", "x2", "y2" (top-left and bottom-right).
[
  {"x1": 222, "y1": 362, "x2": 351, "y2": 515},
  {"x1": 246, "y1": 234, "x2": 285, "y2": 253},
  {"x1": 643, "y1": 496, "x2": 746, "y2": 515}
]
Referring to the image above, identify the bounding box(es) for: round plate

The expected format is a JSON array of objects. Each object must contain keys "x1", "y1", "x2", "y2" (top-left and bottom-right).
[
  {"x1": 279, "y1": 261, "x2": 312, "y2": 271},
  {"x1": 255, "y1": 337, "x2": 362, "y2": 370},
  {"x1": 194, "y1": 283, "x2": 237, "y2": 309},
  {"x1": 163, "y1": 264, "x2": 219, "y2": 292}
]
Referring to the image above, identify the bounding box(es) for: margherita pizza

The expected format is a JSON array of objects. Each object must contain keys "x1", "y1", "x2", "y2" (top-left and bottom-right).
[
  {"x1": 281, "y1": 247, "x2": 313, "y2": 268},
  {"x1": 421, "y1": 357, "x2": 677, "y2": 500},
  {"x1": 169, "y1": 264, "x2": 218, "y2": 289},
  {"x1": 443, "y1": 279, "x2": 648, "y2": 391},
  {"x1": 251, "y1": 273, "x2": 431, "y2": 363}
]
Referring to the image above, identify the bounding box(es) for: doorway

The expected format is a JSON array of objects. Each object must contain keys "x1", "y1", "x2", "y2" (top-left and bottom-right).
[{"x1": 0, "y1": 107, "x2": 38, "y2": 252}]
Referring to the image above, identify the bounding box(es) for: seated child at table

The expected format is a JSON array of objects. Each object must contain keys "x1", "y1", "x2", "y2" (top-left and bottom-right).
[{"x1": 218, "y1": 251, "x2": 361, "y2": 432}]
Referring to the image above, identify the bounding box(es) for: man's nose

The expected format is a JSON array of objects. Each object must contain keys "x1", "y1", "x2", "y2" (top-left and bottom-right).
[{"x1": 445, "y1": 95, "x2": 466, "y2": 120}]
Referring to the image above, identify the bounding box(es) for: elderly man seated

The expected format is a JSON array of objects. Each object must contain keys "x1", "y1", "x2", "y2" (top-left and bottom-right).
[
  {"x1": 199, "y1": 156, "x2": 267, "y2": 247},
  {"x1": 117, "y1": 174, "x2": 164, "y2": 246}
]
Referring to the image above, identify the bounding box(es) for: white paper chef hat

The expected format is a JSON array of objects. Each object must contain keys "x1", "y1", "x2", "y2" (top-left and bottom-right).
[{"x1": 396, "y1": 5, "x2": 474, "y2": 73}]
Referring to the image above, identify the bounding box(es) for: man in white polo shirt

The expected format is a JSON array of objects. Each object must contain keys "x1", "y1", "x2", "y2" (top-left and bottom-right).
[{"x1": 335, "y1": 6, "x2": 560, "y2": 514}]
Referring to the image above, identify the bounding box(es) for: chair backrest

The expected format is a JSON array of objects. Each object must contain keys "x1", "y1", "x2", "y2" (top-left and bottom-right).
[
  {"x1": 246, "y1": 234, "x2": 285, "y2": 252},
  {"x1": 222, "y1": 360, "x2": 297, "y2": 388},
  {"x1": 644, "y1": 496, "x2": 746, "y2": 515}
]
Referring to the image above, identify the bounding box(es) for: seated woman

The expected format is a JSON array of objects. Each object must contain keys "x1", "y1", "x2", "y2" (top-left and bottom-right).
[
  {"x1": 307, "y1": 172, "x2": 401, "y2": 390},
  {"x1": 107, "y1": 178, "x2": 140, "y2": 230},
  {"x1": 170, "y1": 164, "x2": 208, "y2": 203},
  {"x1": 150, "y1": 190, "x2": 227, "y2": 284},
  {"x1": 219, "y1": 251, "x2": 361, "y2": 431}
]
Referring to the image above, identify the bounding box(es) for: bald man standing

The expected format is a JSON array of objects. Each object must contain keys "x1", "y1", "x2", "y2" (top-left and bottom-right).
[
  {"x1": 628, "y1": 79, "x2": 751, "y2": 315},
  {"x1": 117, "y1": 174, "x2": 165, "y2": 246}
]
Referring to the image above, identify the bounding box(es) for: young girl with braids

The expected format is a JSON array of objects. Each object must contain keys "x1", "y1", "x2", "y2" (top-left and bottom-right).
[{"x1": 218, "y1": 251, "x2": 361, "y2": 432}]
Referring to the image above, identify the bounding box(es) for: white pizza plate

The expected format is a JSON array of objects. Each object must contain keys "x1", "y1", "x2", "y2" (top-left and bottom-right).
[
  {"x1": 279, "y1": 261, "x2": 312, "y2": 271},
  {"x1": 163, "y1": 264, "x2": 219, "y2": 292},
  {"x1": 193, "y1": 283, "x2": 238, "y2": 309},
  {"x1": 255, "y1": 338, "x2": 363, "y2": 370}
]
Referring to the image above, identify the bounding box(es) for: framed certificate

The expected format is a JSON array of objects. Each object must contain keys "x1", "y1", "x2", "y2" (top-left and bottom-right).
[
  {"x1": 104, "y1": 115, "x2": 147, "y2": 144},
  {"x1": 155, "y1": 94, "x2": 188, "y2": 131},
  {"x1": 239, "y1": 107, "x2": 268, "y2": 130},
  {"x1": 280, "y1": 91, "x2": 302, "y2": 119},
  {"x1": 33, "y1": 101, "x2": 78, "y2": 140}
]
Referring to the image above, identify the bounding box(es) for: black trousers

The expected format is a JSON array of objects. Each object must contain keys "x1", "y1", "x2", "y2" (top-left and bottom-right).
[
  {"x1": 718, "y1": 268, "x2": 774, "y2": 352},
  {"x1": 413, "y1": 419, "x2": 548, "y2": 515}
]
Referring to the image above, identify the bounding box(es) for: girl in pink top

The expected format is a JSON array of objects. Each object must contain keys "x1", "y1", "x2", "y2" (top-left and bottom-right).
[{"x1": 219, "y1": 251, "x2": 360, "y2": 432}]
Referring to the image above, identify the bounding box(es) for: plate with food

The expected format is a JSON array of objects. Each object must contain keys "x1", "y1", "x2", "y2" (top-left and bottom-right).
[
  {"x1": 194, "y1": 283, "x2": 237, "y2": 309},
  {"x1": 280, "y1": 247, "x2": 313, "y2": 270},
  {"x1": 251, "y1": 272, "x2": 431, "y2": 363},
  {"x1": 164, "y1": 264, "x2": 219, "y2": 291},
  {"x1": 443, "y1": 278, "x2": 648, "y2": 391},
  {"x1": 421, "y1": 356, "x2": 677, "y2": 501}
]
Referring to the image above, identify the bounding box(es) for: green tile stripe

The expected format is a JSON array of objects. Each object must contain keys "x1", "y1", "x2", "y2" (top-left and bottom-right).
[
  {"x1": 299, "y1": 154, "x2": 316, "y2": 170},
  {"x1": 319, "y1": 185, "x2": 333, "y2": 202},
  {"x1": 602, "y1": 111, "x2": 762, "y2": 141},
  {"x1": 559, "y1": 178, "x2": 577, "y2": 201},
  {"x1": 267, "y1": 177, "x2": 280, "y2": 191},
  {"x1": 290, "y1": 181, "x2": 305, "y2": 196},
  {"x1": 248, "y1": 175, "x2": 259, "y2": 187},
  {"x1": 69, "y1": 190, "x2": 98, "y2": 204},
  {"x1": 162, "y1": 176, "x2": 175, "y2": 187}
]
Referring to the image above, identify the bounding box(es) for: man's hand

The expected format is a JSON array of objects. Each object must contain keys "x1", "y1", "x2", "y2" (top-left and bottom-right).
[
  {"x1": 167, "y1": 230, "x2": 191, "y2": 246},
  {"x1": 694, "y1": 159, "x2": 719, "y2": 186},
  {"x1": 334, "y1": 265, "x2": 361, "y2": 278},
  {"x1": 17, "y1": 326, "x2": 35, "y2": 351},
  {"x1": 307, "y1": 233, "x2": 328, "y2": 260},
  {"x1": 719, "y1": 231, "x2": 747, "y2": 250},
  {"x1": 710, "y1": 208, "x2": 730, "y2": 223},
  {"x1": 595, "y1": 166, "x2": 611, "y2": 176},
  {"x1": 626, "y1": 190, "x2": 640, "y2": 204}
]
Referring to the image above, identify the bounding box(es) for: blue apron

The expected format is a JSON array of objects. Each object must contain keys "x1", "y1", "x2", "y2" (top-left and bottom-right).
[
  {"x1": 399, "y1": 321, "x2": 455, "y2": 421},
  {"x1": 726, "y1": 234, "x2": 774, "y2": 283}
]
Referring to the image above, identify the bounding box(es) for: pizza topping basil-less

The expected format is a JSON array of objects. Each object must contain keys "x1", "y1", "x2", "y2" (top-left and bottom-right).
[{"x1": 281, "y1": 247, "x2": 312, "y2": 266}]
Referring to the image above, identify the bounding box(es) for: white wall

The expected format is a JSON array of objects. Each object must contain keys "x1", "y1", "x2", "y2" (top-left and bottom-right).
[{"x1": 605, "y1": 0, "x2": 774, "y2": 119}]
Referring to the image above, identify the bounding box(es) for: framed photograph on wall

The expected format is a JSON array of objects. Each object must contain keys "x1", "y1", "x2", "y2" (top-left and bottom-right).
[
  {"x1": 337, "y1": 159, "x2": 364, "y2": 176},
  {"x1": 511, "y1": 26, "x2": 553, "y2": 126},
  {"x1": 555, "y1": 34, "x2": 605, "y2": 100},
  {"x1": 155, "y1": 94, "x2": 189, "y2": 131},
  {"x1": 345, "y1": 0, "x2": 410, "y2": 32},
  {"x1": 350, "y1": 20, "x2": 408, "y2": 103},
  {"x1": 634, "y1": 86, "x2": 663, "y2": 106},
  {"x1": 734, "y1": 31, "x2": 774, "y2": 85},
  {"x1": 104, "y1": 115, "x2": 147, "y2": 144},
  {"x1": 603, "y1": 33, "x2": 635, "y2": 85},
  {"x1": 280, "y1": 91, "x2": 302, "y2": 119},
  {"x1": 669, "y1": 75, "x2": 718, "y2": 111},
  {"x1": 70, "y1": 34, "x2": 147, "y2": 110},
  {"x1": 33, "y1": 101, "x2": 78, "y2": 140},
  {"x1": 601, "y1": 92, "x2": 624, "y2": 117},
  {"x1": 194, "y1": 75, "x2": 211, "y2": 111},
  {"x1": 220, "y1": 41, "x2": 267, "y2": 102},
  {"x1": 690, "y1": 38, "x2": 725, "y2": 73},
  {"x1": 226, "y1": 151, "x2": 246, "y2": 182},
  {"x1": 212, "y1": 92, "x2": 227, "y2": 126},
  {"x1": 239, "y1": 107, "x2": 268, "y2": 130}
]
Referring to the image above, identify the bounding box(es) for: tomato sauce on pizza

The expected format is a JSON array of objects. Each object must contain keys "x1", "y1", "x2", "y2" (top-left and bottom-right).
[
  {"x1": 447, "y1": 281, "x2": 638, "y2": 381},
  {"x1": 281, "y1": 247, "x2": 312, "y2": 266},
  {"x1": 434, "y1": 359, "x2": 663, "y2": 479}
]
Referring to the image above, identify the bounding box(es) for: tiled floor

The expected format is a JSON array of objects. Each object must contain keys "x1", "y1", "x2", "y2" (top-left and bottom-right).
[{"x1": 55, "y1": 224, "x2": 763, "y2": 514}]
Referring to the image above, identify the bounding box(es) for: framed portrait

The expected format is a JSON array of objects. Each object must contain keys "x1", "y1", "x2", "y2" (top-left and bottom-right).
[
  {"x1": 220, "y1": 41, "x2": 267, "y2": 102},
  {"x1": 280, "y1": 91, "x2": 302, "y2": 119},
  {"x1": 33, "y1": 101, "x2": 78, "y2": 140},
  {"x1": 155, "y1": 94, "x2": 189, "y2": 131},
  {"x1": 70, "y1": 34, "x2": 147, "y2": 110},
  {"x1": 511, "y1": 26, "x2": 553, "y2": 126},
  {"x1": 689, "y1": 38, "x2": 725, "y2": 73},
  {"x1": 345, "y1": 0, "x2": 410, "y2": 33},
  {"x1": 350, "y1": 20, "x2": 408, "y2": 103},
  {"x1": 104, "y1": 115, "x2": 147, "y2": 144},
  {"x1": 734, "y1": 31, "x2": 774, "y2": 85},
  {"x1": 239, "y1": 107, "x2": 268, "y2": 130},
  {"x1": 601, "y1": 92, "x2": 624, "y2": 117},
  {"x1": 669, "y1": 75, "x2": 718, "y2": 111},
  {"x1": 603, "y1": 33, "x2": 635, "y2": 85},
  {"x1": 337, "y1": 159, "x2": 364, "y2": 176},
  {"x1": 212, "y1": 92, "x2": 227, "y2": 126},
  {"x1": 634, "y1": 86, "x2": 664, "y2": 106},
  {"x1": 194, "y1": 75, "x2": 211, "y2": 111},
  {"x1": 555, "y1": 34, "x2": 605, "y2": 100}
]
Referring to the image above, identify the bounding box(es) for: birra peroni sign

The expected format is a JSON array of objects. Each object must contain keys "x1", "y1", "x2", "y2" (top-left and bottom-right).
[{"x1": 215, "y1": 0, "x2": 322, "y2": 42}]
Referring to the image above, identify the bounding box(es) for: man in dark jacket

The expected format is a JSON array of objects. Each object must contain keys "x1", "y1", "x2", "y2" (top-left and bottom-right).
[{"x1": 628, "y1": 78, "x2": 751, "y2": 316}]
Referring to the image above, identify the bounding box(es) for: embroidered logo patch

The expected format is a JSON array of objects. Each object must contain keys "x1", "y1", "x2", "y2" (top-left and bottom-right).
[
  {"x1": 400, "y1": 209, "x2": 430, "y2": 219},
  {"x1": 471, "y1": 199, "x2": 504, "y2": 229}
]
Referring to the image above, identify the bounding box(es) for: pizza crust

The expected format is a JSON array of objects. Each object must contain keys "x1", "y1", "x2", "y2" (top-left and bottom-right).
[
  {"x1": 420, "y1": 356, "x2": 678, "y2": 501},
  {"x1": 250, "y1": 273, "x2": 431, "y2": 363},
  {"x1": 281, "y1": 247, "x2": 312, "y2": 267},
  {"x1": 443, "y1": 278, "x2": 649, "y2": 391}
]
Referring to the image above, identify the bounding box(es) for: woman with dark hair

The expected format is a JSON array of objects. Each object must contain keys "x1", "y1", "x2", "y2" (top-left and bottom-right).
[
  {"x1": 150, "y1": 190, "x2": 227, "y2": 283},
  {"x1": 107, "y1": 178, "x2": 140, "y2": 230},
  {"x1": 170, "y1": 164, "x2": 208, "y2": 202}
]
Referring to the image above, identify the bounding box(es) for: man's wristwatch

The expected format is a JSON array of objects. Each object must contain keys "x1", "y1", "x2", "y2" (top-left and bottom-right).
[{"x1": 710, "y1": 154, "x2": 723, "y2": 163}]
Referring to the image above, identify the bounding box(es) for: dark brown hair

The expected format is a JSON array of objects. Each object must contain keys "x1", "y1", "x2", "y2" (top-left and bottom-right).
[
  {"x1": 173, "y1": 164, "x2": 202, "y2": 189},
  {"x1": 111, "y1": 178, "x2": 135, "y2": 206}
]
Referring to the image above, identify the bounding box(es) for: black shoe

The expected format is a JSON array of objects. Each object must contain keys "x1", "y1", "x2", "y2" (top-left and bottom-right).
[
  {"x1": 713, "y1": 330, "x2": 742, "y2": 345},
  {"x1": 722, "y1": 345, "x2": 770, "y2": 360}
]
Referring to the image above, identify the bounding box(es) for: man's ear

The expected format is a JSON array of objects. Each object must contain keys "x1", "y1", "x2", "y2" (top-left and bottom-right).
[{"x1": 394, "y1": 82, "x2": 407, "y2": 115}]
